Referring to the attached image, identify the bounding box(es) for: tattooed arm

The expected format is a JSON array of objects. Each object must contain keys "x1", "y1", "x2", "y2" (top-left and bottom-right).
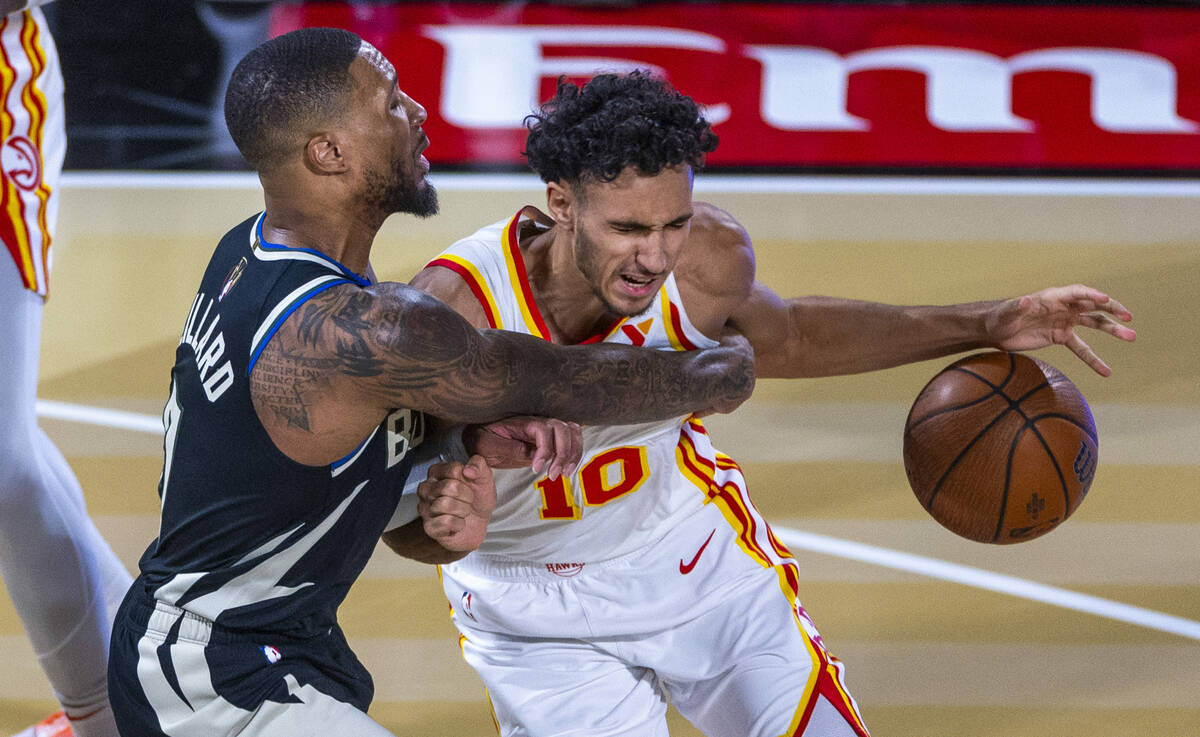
[{"x1": 251, "y1": 280, "x2": 753, "y2": 465}]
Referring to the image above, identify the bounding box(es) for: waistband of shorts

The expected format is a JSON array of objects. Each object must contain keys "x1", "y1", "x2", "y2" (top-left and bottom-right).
[
  {"x1": 123, "y1": 594, "x2": 247, "y2": 645},
  {"x1": 147, "y1": 600, "x2": 220, "y2": 644},
  {"x1": 447, "y1": 526, "x2": 684, "y2": 581}
]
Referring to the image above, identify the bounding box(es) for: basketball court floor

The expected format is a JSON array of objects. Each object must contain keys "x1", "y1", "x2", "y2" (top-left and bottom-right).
[{"x1": 1, "y1": 173, "x2": 1197, "y2": 736}]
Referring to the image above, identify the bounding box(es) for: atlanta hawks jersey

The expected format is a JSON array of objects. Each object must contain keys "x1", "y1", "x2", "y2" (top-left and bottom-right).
[
  {"x1": 131, "y1": 213, "x2": 427, "y2": 637},
  {"x1": 427, "y1": 208, "x2": 721, "y2": 563}
]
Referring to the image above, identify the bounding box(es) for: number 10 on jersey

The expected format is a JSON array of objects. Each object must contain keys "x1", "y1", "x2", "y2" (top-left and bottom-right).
[{"x1": 535, "y1": 446, "x2": 650, "y2": 520}]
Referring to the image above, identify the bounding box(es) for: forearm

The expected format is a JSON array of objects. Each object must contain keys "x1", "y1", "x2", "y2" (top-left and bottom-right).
[
  {"x1": 294, "y1": 281, "x2": 751, "y2": 426},
  {"x1": 381, "y1": 519, "x2": 468, "y2": 565},
  {"x1": 467, "y1": 329, "x2": 754, "y2": 425},
  {"x1": 764, "y1": 296, "x2": 997, "y2": 378}
]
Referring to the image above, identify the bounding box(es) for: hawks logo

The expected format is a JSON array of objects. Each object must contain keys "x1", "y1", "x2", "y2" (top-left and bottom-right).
[
  {"x1": 1, "y1": 135, "x2": 40, "y2": 192},
  {"x1": 545, "y1": 562, "x2": 585, "y2": 578}
]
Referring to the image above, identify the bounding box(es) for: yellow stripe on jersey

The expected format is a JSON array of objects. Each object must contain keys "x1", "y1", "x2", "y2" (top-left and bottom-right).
[
  {"x1": 658, "y1": 285, "x2": 688, "y2": 350},
  {"x1": 501, "y1": 214, "x2": 549, "y2": 340},
  {"x1": 776, "y1": 563, "x2": 823, "y2": 736},
  {"x1": 18, "y1": 13, "x2": 51, "y2": 280},
  {"x1": 433, "y1": 253, "x2": 504, "y2": 330},
  {"x1": 0, "y1": 16, "x2": 32, "y2": 290},
  {"x1": 18, "y1": 15, "x2": 45, "y2": 148},
  {"x1": 0, "y1": 12, "x2": 54, "y2": 295},
  {"x1": 675, "y1": 428, "x2": 772, "y2": 568}
]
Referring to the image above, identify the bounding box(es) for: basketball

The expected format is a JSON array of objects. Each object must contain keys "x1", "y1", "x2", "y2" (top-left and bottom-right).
[{"x1": 903, "y1": 351, "x2": 1098, "y2": 544}]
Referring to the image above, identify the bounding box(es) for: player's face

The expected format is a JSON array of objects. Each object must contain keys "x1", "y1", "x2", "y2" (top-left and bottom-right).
[
  {"x1": 352, "y1": 45, "x2": 438, "y2": 218},
  {"x1": 571, "y1": 165, "x2": 694, "y2": 317}
]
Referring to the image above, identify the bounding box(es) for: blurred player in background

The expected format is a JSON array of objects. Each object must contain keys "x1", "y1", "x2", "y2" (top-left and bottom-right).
[
  {"x1": 0, "y1": 2, "x2": 131, "y2": 737},
  {"x1": 406, "y1": 71, "x2": 1137, "y2": 737}
]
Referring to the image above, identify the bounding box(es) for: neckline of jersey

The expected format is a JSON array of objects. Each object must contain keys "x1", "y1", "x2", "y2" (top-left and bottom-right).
[{"x1": 254, "y1": 213, "x2": 371, "y2": 287}]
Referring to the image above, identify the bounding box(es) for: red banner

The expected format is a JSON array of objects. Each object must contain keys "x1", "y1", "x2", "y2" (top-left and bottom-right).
[{"x1": 271, "y1": 2, "x2": 1200, "y2": 174}]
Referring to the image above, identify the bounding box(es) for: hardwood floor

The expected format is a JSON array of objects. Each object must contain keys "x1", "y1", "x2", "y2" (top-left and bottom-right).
[{"x1": 2, "y1": 175, "x2": 1195, "y2": 736}]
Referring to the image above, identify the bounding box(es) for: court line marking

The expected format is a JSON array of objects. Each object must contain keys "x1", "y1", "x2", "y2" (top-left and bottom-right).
[
  {"x1": 36, "y1": 400, "x2": 162, "y2": 434},
  {"x1": 36, "y1": 398, "x2": 1200, "y2": 642},
  {"x1": 775, "y1": 529, "x2": 1200, "y2": 643},
  {"x1": 61, "y1": 171, "x2": 1200, "y2": 198}
]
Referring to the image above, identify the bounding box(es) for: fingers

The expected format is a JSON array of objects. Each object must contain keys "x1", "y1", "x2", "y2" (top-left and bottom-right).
[
  {"x1": 1079, "y1": 311, "x2": 1137, "y2": 342},
  {"x1": 523, "y1": 418, "x2": 581, "y2": 479},
  {"x1": 486, "y1": 416, "x2": 581, "y2": 479},
  {"x1": 419, "y1": 462, "x2": 475, "y2": 513},
  {"x1": 1098, "y1": 294, "x2": 1134, "y2": 323},
  {"x1": 545, "y1": 420, "x2": 582, "y2": 480},
  {"x1": 463, "y1": 455, "x2": 496, "y2": 516},
  {"x1": 1044, "y1": 285, "x2": 1134, "y2": 322},
  {"x1": 418, "y1": 456, "x2": 494, "y2": 552},
  {"x1": 1065, "y1": 332, "x2": 1112, "y2": 377}
]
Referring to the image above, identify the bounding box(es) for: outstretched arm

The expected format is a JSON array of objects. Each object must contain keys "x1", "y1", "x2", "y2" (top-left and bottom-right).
[
  {"x1": 729, "y1": 281, "x2": 1135, "y2": 379},
  {"x1": 324, "y1": 281, "x2": 752, "y2": 422},
  {"x1": 251, "y1": 279, "x2": 753, "y2": 464}
]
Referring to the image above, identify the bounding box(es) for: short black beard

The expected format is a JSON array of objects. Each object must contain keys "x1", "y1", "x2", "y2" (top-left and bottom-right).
[
  {"x1": 365, "y1": 168, "x2": 439, "y2": 219},
  {"x1": 575, "y1": 225, "x2": 650, "y2": 318}
]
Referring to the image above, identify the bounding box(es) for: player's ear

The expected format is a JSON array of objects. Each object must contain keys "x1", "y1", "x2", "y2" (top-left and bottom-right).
[
  {"x1": 306, "y1": 132, "x2": 348, "y2": 174},
  {"x1": 545, "y1": 181, "x2": 575, "y2": 232}
]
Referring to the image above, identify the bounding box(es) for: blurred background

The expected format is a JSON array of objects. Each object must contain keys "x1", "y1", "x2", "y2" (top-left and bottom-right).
[{"x1": 6, "y1": 2, "x2": 1199, "y2": 736}]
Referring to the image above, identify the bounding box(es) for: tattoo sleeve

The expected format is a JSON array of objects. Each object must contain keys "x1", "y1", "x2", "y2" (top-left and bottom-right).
[{"x1": 279, "y1": 281, "x2": 755, "y2": 426}]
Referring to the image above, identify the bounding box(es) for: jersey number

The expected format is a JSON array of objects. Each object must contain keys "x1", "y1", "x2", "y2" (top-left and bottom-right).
[{"x1": 535, "y1": 446, "x2": 649, "y2": 520}]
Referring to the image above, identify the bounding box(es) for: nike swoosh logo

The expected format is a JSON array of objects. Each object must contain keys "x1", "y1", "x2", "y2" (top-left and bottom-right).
[{"x1": 679, "y1": 529, "x2": 717, "y2": 574}]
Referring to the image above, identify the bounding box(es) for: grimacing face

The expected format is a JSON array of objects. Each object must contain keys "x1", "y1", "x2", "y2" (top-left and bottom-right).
[
  {"x1": 355, "y1": 44, "x2": 438, "y2": 218},
  {"x1": 571, "y1": 165, "x2": 695, "y2": 318}
]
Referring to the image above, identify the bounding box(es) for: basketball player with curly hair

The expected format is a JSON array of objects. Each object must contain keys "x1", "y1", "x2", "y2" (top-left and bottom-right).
[
  {"x1": 104, "y1": 29, "x2": 755, "y2": 737},
  {"x1": 407, "y1": 70, "x2": 1137, "y2": 736}
]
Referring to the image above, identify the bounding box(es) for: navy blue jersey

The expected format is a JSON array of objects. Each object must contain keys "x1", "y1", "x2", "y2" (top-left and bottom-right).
[{"x1": 132, "y1": 213, "x2": 425, "y2": 638}]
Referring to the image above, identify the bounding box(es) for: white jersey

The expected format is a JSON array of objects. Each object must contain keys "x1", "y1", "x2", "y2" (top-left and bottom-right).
[{"x1": 428, "y1": 208, "x2": 722, "y2": 563}]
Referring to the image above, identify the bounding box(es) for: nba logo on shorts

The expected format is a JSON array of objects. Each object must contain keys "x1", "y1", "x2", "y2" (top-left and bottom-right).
[
  {"x1": 461, "y1": 591, "x2": 477, "y2": 621},
  {"x1": 262, "y1": 645, "x2": 282, "y2": 664}
]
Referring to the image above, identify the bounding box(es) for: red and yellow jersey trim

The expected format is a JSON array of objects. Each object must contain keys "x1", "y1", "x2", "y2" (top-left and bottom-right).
[
  {"x1": 502, "y1": 212, "x2": 552, "y2": 340},
  {"x1": 675, "y1": 421, "x2": 774, "y2": 568},
  {"x1": 0, "y1": 11, "x2": 53, "y2": 296},
  {"x1": 677, "y1": 421, "x2": 870, "y2": 736},
  {"x1": 427, "y1": 253, "x2": 503, "y2": 330},
  {"x1": 663, "y1": 295, "x2": 699, "y2": 351}
]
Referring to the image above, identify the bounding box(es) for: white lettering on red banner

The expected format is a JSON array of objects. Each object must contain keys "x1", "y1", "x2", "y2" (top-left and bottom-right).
[{"x1": 271, "y1": 3, "x2": 1200, "y2": 172}]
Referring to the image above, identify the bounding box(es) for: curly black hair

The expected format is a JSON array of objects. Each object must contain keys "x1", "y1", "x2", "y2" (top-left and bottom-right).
[
  {"x1": 523, "y1": 71, "x2": 718, "y2": 185},
  {"x1": 224, "y1": 27, "x2": 362, "y2": 172}
]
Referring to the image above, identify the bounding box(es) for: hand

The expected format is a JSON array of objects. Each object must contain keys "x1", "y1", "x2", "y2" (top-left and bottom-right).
[
  {"x1": 986, "y1": 284, "x2": 1136, "y2": 376},
  {"x1": 417, "y1": 456, "x2": 495, "y2": 553},
  {"x1": 463, "y1": 416, "x2": 583, "y2": 479},
  {"x1": 695, "y1": 330, "x2": 756, "y2": 417}
]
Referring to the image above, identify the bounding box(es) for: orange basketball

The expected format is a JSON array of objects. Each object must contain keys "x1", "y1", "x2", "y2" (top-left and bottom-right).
[{"x1": 903, "y1": 351, "x2": 1098, "y2": 544}]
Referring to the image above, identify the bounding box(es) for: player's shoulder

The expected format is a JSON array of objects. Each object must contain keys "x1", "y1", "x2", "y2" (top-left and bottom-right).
[
  {"x1": 689, "y1": 202, "x2": 752, "y2": 254},
  {"x1": 677, "y1": 201, "x2": 755, "y2": 301}
]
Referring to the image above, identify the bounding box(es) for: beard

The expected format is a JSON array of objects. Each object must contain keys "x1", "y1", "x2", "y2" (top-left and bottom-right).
[
  {"x1": 574, "y1": 226, "x2": 653, "y2": 319},
  {"x1": 364, "y1": 162, "x2": 439, "y2": 219}
]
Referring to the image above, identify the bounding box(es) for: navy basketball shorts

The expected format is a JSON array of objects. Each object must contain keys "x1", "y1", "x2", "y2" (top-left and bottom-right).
[{"x1": 108, "y1": 589, "x2": 394, "y2": 737}]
